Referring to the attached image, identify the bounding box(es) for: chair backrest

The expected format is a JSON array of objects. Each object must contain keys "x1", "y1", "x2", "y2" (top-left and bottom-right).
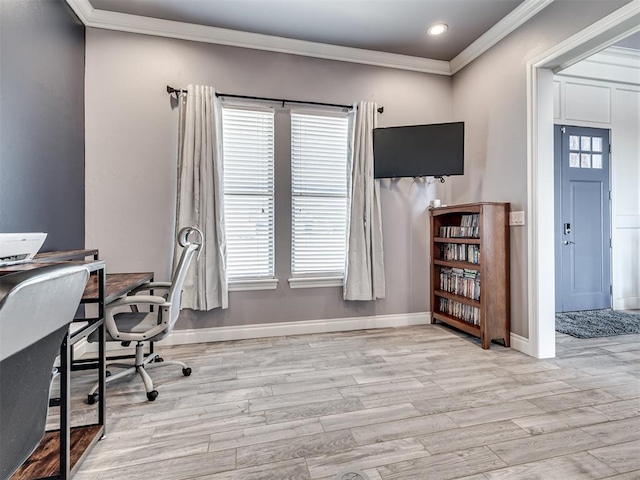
[
  {"x1": 0, "y1": 264, "x2": 89, "y2": 480},
  {"x1": 166, "y1": 227, "x2": 202, "y2": 328}
]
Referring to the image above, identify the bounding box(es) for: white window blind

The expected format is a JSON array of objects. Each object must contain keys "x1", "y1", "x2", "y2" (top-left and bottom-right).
[
  {"x1": 222, "y1": 107, "x2": 275, "y2": 280},
  {"x1": 291, "y1": 111, "x2": 350, "y2": 276}
]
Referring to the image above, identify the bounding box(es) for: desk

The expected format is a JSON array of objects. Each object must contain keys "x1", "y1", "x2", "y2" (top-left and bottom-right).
[
  {"x1": 84, "y1": 272, "x2": 154, "y2": 305},
  {"x1": 2, "y1": 257, "x2": 106, "y2": 480},
  {"x1": 34, "y1": 249, "x2": 99, "y2": 262},
  {"x1": 3, "y1": 251, "x2": 154, "y2": 480}
]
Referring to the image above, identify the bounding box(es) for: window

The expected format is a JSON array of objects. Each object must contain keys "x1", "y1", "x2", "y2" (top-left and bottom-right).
[
  {"x1": 221, "y1": 106, "x2": 275, "y2": 280},
  {"x1": 291, "y1": 111, "x2": 350, "y2": 277}
]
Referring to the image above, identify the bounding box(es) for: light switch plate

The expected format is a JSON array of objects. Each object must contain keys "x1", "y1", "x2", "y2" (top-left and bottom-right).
[{"x1": 509, "y1": 211, "x2": 525, "y2": 226}]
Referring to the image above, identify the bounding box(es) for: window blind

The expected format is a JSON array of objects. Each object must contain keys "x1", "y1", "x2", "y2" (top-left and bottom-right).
[
  {"x1": 291, "y1": 111, "x2": 350, "y2": 276},
  {"x1": 222, "y1": 107, "x2": 275, "y2": 279}
]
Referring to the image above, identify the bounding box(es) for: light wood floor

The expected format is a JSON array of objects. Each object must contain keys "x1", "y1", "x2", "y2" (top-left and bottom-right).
[{"x1": 63, "y1": 324, "x2": 640, "y2": 480}]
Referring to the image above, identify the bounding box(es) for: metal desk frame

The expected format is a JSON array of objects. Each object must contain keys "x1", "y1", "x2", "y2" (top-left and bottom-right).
[{"x1": 5, "y1": 250, "x2": 154, "y2": 479}]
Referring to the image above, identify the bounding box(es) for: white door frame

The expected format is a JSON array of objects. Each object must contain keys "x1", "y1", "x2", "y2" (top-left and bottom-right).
[{"x1": 527, "y1": 0, "x2": 640, "y2": 358}]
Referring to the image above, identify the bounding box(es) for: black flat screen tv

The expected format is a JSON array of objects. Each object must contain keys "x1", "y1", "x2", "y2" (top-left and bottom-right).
[{"x1": 373, "y1": 121, "x2": 464, "y2": 178}]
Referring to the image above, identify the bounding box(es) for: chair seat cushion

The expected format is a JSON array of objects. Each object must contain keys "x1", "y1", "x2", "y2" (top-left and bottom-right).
[{"x1": 113, "y1": 311, "x2": 159, "y2": 334}]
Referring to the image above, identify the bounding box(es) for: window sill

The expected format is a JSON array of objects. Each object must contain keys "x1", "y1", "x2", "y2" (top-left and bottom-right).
[
  {"x1": 288, "y1": 276, "x2": 344, "y2": 289},
  {"x1": 228, "y1": 278, "x2": 279, "y2": 291}
]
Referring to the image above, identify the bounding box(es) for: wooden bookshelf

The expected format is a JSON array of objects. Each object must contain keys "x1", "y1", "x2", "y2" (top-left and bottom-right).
[{"x1": 430, "y1": 202, "x2": 510, "y2": 349}]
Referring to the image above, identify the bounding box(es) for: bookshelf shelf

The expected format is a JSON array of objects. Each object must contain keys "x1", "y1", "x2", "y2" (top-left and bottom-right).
[
  {"x1": 433, "y1": 237, "x2": 481, "y2": 245},
  {"x1": 432, "y1": 312, "x2": 480, "y2": 336},
  {"x1": 430, "y1": 202, "x2": 510, "y2": 349},
  {"x1": 434, "y1": 259, "x2": 481, "y2": 269},
  {"x1": 434, "y1": 289, "x2": 482, "y2": 308}
]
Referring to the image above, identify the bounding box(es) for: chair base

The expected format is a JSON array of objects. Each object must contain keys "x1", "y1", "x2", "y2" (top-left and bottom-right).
[{"x1": 87, "y1": 341, "x2": 191, "y2": 402}]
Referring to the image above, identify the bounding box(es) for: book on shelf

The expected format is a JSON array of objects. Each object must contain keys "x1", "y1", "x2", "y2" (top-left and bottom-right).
[
  {"x1": 439, "y1": 214, "x2": 480, "y2": 238},
  {"x1": 439, "y1": 267, "x2": 481, "y2": 301},
  {"x1": 438, "y1": 297, "x2": 480, "y2": 326},
  {"x1": 460, "y1": 214, "x2": 479, "y2": 227},
  {"x1": 440, "y1": 243, "x2": 480, "y2": 263}
]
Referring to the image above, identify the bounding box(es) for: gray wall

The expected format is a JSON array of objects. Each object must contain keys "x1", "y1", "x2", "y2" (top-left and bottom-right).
[
  {"x1": 85, "y1": 29, "x2": 452, "y2": 329},
  {"x1": 0, "y1": 0, "x2": 85, "y2": 252},
  {"x1": 450, "y1": 0, "x2": 631, "y2": 337}
]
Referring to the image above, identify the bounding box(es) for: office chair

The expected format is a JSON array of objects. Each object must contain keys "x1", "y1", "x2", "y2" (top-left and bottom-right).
[
  {"x1": 88, "y1": 227, "x2": 202, "y2": 402},
  {"x1": 0, "y1": 264, "x2": 90, "y2": 480}
]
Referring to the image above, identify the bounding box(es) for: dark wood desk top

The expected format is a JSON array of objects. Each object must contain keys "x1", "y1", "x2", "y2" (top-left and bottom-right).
[
  {"x1": 0, "y1": 259, "x2": 105, "y2": 276},
  {"x1": 83, "y1": 272, "x2": 154, "y2": 305},
  {"x1": 34, "y1": 249, "x2": 99, "y2": 262}
]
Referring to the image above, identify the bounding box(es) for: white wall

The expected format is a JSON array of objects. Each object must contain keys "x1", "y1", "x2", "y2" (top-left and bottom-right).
[
  {"x1": 555, "y1": 48, "x2": 640, "y2": 310},
  {"x1": 450, "y1": 0, "x2": 631, "y2": 338},
  {"x1": 85, "y1": 28, "x2": 452, "y2": 330}
]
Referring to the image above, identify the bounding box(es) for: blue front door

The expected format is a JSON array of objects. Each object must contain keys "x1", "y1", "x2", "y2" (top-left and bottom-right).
[{"x1": 554, "y1": 125, "x2": 611, "y2": 312}]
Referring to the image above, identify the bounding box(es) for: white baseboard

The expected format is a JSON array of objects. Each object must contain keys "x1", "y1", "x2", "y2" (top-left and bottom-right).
[
  {"x1": 613, "y1": 297, "x2": 640, "y2": 311},
  {"x1": 160, "y1": 312, "x2": 432, "y2": 346},
  {"x1": 82, "y1": 312, "x2": 431, "y2": 353},
  {"x1": 509, "y1": 332, "x2": 531, "y2": 356}
]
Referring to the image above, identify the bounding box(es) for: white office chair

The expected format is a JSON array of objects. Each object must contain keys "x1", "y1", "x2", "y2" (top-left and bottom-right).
[{"x1": 88, "y1": 227, "x2": 202, "y2": 402}]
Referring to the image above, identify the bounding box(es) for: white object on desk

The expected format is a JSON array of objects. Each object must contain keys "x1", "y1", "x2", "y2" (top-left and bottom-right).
[
  {"x1": 0, "y1": 232, "x2": 47, "y2": 266},
  {"x1": 432, "y1": 199, "x2": 442, "y2": 207}
]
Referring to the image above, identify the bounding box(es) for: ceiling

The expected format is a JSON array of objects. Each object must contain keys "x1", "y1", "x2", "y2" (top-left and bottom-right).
[{"x1": 88, "y1": 0, "x2": 526, "y2": 61}]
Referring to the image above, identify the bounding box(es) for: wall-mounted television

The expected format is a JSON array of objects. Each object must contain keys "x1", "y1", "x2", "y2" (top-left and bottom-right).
[{"x1": 373, "y1": 121, "x2": 464, "y2": 179}]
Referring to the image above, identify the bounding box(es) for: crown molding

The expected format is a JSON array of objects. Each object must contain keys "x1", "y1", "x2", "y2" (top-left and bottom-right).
[
  {"x1": 67, "y1": 0, "x2": 554, "y2": 76},
  {"x1": 65, "y1": 0, "x2": 450, "y2": 75},
  {"x1": 450, "y1": 0, "x2": 554, "y2": 75},
  {"x1": 66, "y1": 0, "x2": 93, "y2": 24}
]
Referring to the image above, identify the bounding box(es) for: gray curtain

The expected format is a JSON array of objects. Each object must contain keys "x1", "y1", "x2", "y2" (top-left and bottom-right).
[
  {"x1": 343, "y1": 101, "x2": 385, "y2": 301},
  {"x1": 174, "y1": 85, "x2": 228, "y2": 310}
]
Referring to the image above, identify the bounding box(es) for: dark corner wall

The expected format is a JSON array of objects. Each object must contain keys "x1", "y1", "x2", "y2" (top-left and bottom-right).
[{"x1": 0, "y1": 0, "x2": 85, "y2": 251}]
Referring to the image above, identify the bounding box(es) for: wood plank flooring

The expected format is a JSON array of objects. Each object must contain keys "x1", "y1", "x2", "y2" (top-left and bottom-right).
[{"x1": 60, "y1": 324, "x2": 640, "y2": 480}]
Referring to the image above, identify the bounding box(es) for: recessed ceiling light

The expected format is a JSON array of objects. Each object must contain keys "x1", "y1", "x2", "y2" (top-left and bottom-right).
[{"x1": 427, "y1": 23, "x2": 448, "y2": 36}]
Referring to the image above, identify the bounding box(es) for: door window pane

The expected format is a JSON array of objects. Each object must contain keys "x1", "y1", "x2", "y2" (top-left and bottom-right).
[
  {"x1": 581, "y1": 153, "x2": 591, "y2": 168},
  {"x1": 569, "y1": 135, "x2": 580, "y2": 150},
  {"x1": 569, "y1": 153, "x2": 580, "y2": 168},
  {"x1": 581, "y1": 136, "x2": 591, "y2": 151},
  {"x1": 592, "y1": 137, "x2": 603, "y2": 152},
  {"x1": 592, "y1": 154, "x2": 603, "y2": 169}
]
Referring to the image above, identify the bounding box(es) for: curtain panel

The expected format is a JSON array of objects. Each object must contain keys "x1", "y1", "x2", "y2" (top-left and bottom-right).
[
  {"x1": 343, "y1": 101, "x2": 385, "y2": 301},
  {"x1": 174, "y1": 85, "x2": 228, "y2": 310}
]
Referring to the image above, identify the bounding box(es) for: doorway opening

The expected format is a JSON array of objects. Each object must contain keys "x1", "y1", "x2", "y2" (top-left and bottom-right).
[{"x1": 527, "y1": 3, "x2": 639, "y2": 358}]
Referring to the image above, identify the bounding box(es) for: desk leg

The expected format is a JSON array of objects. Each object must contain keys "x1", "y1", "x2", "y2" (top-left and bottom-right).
[
  {"x1": 60, "y1": 333, "x2": 71, "y2": 479},
  {"x1": 98, "y1": 268, "x2": 107, "y2": 435}
]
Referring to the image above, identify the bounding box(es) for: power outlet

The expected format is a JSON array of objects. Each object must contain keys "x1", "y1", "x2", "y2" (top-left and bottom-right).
[{"x1": 509, "y1": 211, "x2": 525, "y2": 226}]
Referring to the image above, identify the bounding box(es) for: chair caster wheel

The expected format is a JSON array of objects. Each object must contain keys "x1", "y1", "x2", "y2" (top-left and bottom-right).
[
  {"x1": 106, "y1": 370, "x2": 111, "y2": 377},
  {"x1": 87, "y1": 393, "x2": 98, "y2": 405},
  {"x1": 155, "y1": 357, "x2": 164, "y2": 362},
  {"x1": 182, "y1": 367, "x2": 192, "y2": 376},
  {"x1": 147, "y1": 390, "x2": 158, "y2": 401}
]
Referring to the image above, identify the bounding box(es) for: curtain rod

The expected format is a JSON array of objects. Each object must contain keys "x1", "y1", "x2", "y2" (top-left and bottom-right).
[
  {"x1": 166, "y1": 85, "x2": 384, "y2": 114},
  {"x1": 167, "y1": 85, "x2": 187, "y2": 96}
]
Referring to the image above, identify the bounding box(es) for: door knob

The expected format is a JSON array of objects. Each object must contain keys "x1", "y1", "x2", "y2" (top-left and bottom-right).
[{"x1": 563, "y1": 240, "x2": 575, "y2": 245}]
